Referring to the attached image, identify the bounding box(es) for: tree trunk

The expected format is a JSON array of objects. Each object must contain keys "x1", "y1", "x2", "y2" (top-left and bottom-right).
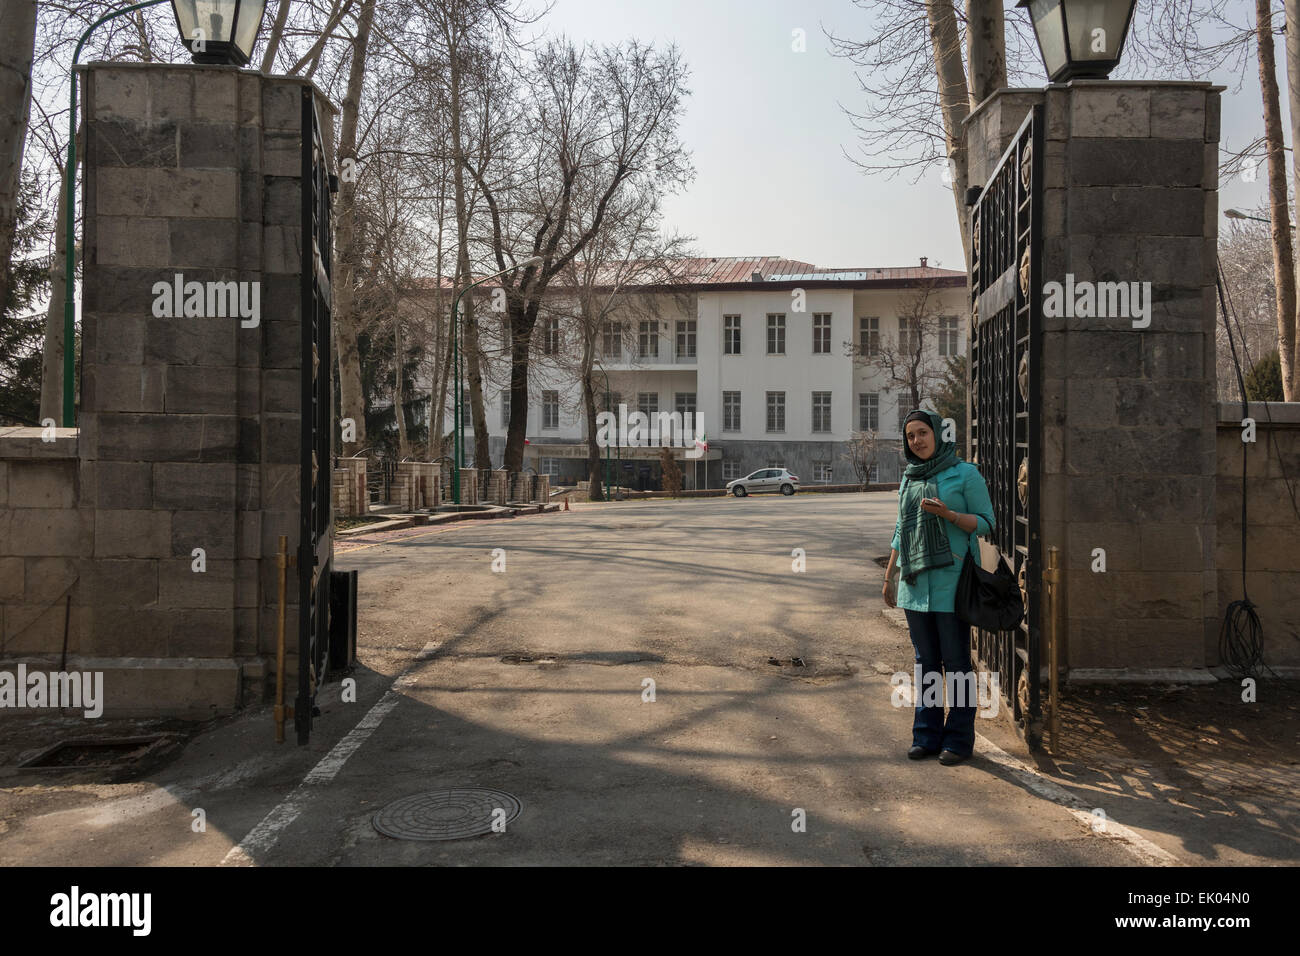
[
  {"x1": 260, "y1": 0, "x2": 293, "y2": 73},
  {"x1": 581, "y1": 314, "x2": 603, "y2": 500},
  {"x1": 503, "y1": 306, "x2": 531, "y2": 472},
  {"x1": 0, "y1": 0, "x2": 37, "y2": 314},
  {"x1": 1267, "y1": 0, "x2": 1299, "y2": 399},
  {"x1": 928, "y1": 0, "x2": 973, "y2": 270},
  {"x1": 394, "y1": 313, "x2": 409, "y2": 458},
  {"x1": 39, "y1": 145, "x2": 72, "y2": 423},
  {"x1": 331, "y1": 0, "x2": 376, "y2": 457},
  {"x1": 966, "y1": 0, "x2": 1006, "y2": 108}
]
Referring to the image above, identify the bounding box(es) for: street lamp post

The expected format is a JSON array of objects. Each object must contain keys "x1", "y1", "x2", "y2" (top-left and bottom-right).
[
  {"x1": 451, "y1": 256, "x2": 542, "y2": 503},
  {"x1": 1017, "y1": 0, "x2": 1138, "y2": 83},
  {"x1": 597, "y1": 365, "x2": 612, "y2": 502},
  {"x1": 61, "y1": 0, "x2": 268, "y2": 426},
  {"x1": 1225, "y1": 208, "x2": 1296, "y2": 229}
]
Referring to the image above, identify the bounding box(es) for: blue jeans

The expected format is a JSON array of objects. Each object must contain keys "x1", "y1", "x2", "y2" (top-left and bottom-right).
[{"x1": 902, "y1": 609, "x2": 976, "y2": 756}]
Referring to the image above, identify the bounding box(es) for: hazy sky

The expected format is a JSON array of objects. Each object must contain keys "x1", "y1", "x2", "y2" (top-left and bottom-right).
[{"x1": 541, "y1": 0, "x2": 1278, "y2": 273}]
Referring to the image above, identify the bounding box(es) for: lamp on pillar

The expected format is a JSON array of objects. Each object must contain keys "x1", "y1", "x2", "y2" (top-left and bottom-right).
[
  {"x1": 171, "y1": 0, "x2": 267, "y2": 66},
  {"x1": 1017, "y1": 0, "x2": 1137, "y2": 83}
]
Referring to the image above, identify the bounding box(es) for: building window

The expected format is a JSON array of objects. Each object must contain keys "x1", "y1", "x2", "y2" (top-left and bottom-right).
[
  {"x1": 501, "y1": 389, "x2": 511, "y2": 428},
  {"x1": 939, "y1": 315, "x2": 959, "y2": 357},
  {"x1": 602, "y1": 320, "x2": 622, "y2": 359},
  {"x1": 766, "y1": 391, "x2": 785, "y2": 432},
  {"x1": 899, "y1": 316, "x2": 921, "y2": 355},
  {"x1": 859, "y1": 393, "x2": 879, "y2": 431},
  {"x1": 859, "y1": 316, "x2": 879, "y2": 356},
  {"x1": 638, "y1": 392, "x2": 659, "y2": 416},
  {"x1": 540, "y1": 456, "x2": 560, "y2": 477},
  {"x1": 812, "y1": 391, "x2": 832, "y2": 432},
  {"x1": 602, "y1": 390, "x2": 622, "y2": 412},
  {"x1": 723, "y1": 391, "x2": 741, "y2": 431},
  {"x1": 767, "y1": 314, "x2": 786, "y2": 354},
  {"x1": 542, "y1": 315, "x2": 560, "y2": 355},
  {"x1": 766, "y1": 458, "x2": 785, "y2": 470},
  {"x1": 868, "y1": 463, "x2": 879, "y2": 483},
  {"x1": 813, "y1": 462, "x2": 833, "y2": 483},
  {"x1": 675, "y1": 392, "x2": 696, "y2": 416},
  {"x1": 542, "y1": 390, "x2": 559, "y2": 429},
  {"x1": 722, "y1": 460, "x2": 741, "y2": 480},
  {"x1": 676, "y1": 320, "x2": 697, "y2": 359},
  {"x1": 638, "y1": 320, "x2": 659, "y2": 358},
  {"x1": 897, "y1": 402, "x2": 915, "y2": 434},
  {"x1": 724, "y1": 315, "x2": 741, "y2": 354},
  {"x1": 813, "y1": 313, "x2": 831, "y2": 354}
]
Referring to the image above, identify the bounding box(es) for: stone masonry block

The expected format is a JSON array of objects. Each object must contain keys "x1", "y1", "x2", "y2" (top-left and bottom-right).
[
  {"x1": 263, "y1": 129, "x2": 301, "y2": 178},
  {"x1": 239, "y1": 221, "x2": 262, "y2": 272},
  {"x1": 8, "y1": 509, "x2": 90, "y2": 556},
  {"x1": 1066, "y1": 523, "x2": 1142, "y2": 572},
  {"x1": 85, "y1": 313, "x2": 145, "y2": 365},
  {"x1": 262, "y1": 225, "x2": 301, "y2": 274},
  {"x1": 92, "y1": 69, "x2": 149, "y2": 122},
  {"x1": 1067, "y1": 138, "x2": 1204, "y2": 188},
  {"x1": 238, "y1": 72, "x2": 261, "y2": 125},
  {"x1": 153, "y1": 462, "x2": 237, "y2": 510},
  {"x1": 262, "y1": 368, "x2": 299, "y2": 413},
  {"x1": 84, "y1": 364, "x2": 165, "y2": 414},
  {"x1": 1065, "y1": 379, "x2": 1118, "y2": 427},
  {"x1": 158, "y1": 557, "x2": 235, "y2": 608},
  {"x1": 172, "y1": 510, "x2": 237, "y2": 560},
  {"x1": 1139, "y1": 523, "x2": 1210, "y2": 572},
  {"x1": 143, "y1": 312, "x2": 237, "y2": 367},
  {"x1": 21, "y1": 556, "x2": 78, "y2": 604},
  {"x1": 95, "y1": 461, "x2": 153, "y2": 510},
  {"x1": 262, "y1": 415, "x2": 299, "y2": 465},
  {"x1": 167, "y1": 219, "x2": 240, "y2": 269},
  {"x1": 179, "y1": 123, "x2": 239, "y2": 169},
  {"x1": 96, "y1": 217, "x2": 170, "y2": 266},
  {"x1": 85, "y1": 558, "x2": 160, "y2": 608},
  {"x1": 1067, "y1": 426, "x2": 1206, "y2": 477},
  {"x1": 263, "y1": 178, "x2": 301, "y2": 226},
  {"x1": 1134, "y1": 236, "x2": 1209, "y2": 288},
  {"x1": 1116, "y1": 379, "x2": 1208, "y2": 428},
  {"x1": 1064, "y1": 330, "x2": 1141, "y2": 378},
  {"x1": 238, "y1": 417, "x2": 261, "y2": 462},
  {"x1": 261, "y1": 464, "x2": 300, "y2": 510},
  {"x1": 1067, "y1": 187, "x2": 1203, "y2": 236},
  {"x1": 1070, "y1": 86, "x2": 1150, "y2": 138},
  {"x1": 97, "y1": 167, "x2": 238, "y2": 219},
  {"x1": 1150, "y1": 89, "x2": 1205, "y2": 139},
  {"x1": 263, "y1": 318, "x2": 301, "y2": 368},
  {"x1": 98, "y1": 413, "x2": 238, "y2": 462},
  {"x1": 85, "y1": 607, "x2": 170, "y2": 656},
  {"x1": 164, "y1": 365, "x2": 238, "y2": 414},
  {"x1": 1142, "y1": 333, "x2": 1206, "y2": 380},
  {"x1": 170, "y1": 610, "x2": 236, "y2": 657},
  {"x1": 263, "y1": 83, "x2": 302, "y2": 131},
  {"x1": 7, "y1": 460, "x2": 77, "y2": 508},
  {"x1": 1116, "y1": 475, "x2": 1213, "y2": 524},
  {"x1": 0, "y1": 556, "x2": 23, "y2": 601},
  {"x1": 93, "y1": 118, "x2": 177, "y2": 167},
  {"x1": 94, "y1": 509, "x2": 171, "y2": 558}
]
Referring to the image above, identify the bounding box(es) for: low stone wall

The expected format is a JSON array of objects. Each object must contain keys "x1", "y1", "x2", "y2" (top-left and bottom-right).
[
  {"x1": 393, "y1": 461, "x2": 438, "y2": 511},
  {"x1": 1215, "y1": 402, "x2": 1300, "y2": 670}
]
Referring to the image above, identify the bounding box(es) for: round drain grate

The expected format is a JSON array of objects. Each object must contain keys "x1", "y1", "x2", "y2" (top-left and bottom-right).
[{"x1": 372, "y1": 788, "x2": 521, "y2": 841}]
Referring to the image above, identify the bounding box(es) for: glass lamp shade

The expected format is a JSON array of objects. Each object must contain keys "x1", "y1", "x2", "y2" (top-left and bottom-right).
[
  {"x1": 172, "y1": 0, "x2": 267, "y2": 67},
  {"x1": 1017, "y1": 0, "x2": 1137, "y2": 82}
]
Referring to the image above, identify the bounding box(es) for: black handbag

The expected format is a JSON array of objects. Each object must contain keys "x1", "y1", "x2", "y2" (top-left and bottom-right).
[{"x1": 954, "y1": 530, "x2": 1024, "y2": 631}]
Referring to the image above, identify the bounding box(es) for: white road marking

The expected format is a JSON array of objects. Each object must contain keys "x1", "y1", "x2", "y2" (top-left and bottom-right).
[
  {"x1": 896, "y1": 683, "x2": 1179, "y2": 865},
  {"x1": 221, "y1": 641, "x2": 439, "y2": 866}
]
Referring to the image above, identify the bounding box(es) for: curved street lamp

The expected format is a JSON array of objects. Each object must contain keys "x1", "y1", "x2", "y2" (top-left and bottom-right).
[{"x1": 1017, "y1": 0, "x2": 1137, "y2": 83}]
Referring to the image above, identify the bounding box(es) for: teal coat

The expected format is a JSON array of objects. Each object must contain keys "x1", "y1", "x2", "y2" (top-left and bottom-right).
[{"x1": 889, "y1": 461, "x2": 996, "y2": 613}]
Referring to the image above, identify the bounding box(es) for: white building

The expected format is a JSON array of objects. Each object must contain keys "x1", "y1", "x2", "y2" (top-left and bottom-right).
[{"x1": 435, "y1": 256, "x2": 967, "y2": 488}]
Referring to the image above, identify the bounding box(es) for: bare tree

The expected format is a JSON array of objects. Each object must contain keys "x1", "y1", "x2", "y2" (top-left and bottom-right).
[
  {"x1": 842, "y1": 430, "x2": 882, "y2": 489},
  {"x1": 850, "y1": 275, "x2": 957, "y2": 416},
  {"x1": 1218, "y1": 211, "x2": 1283, "y2": 402},
  {"x1": 465, "y1": 38, "x2": 692, "y2": 472}
]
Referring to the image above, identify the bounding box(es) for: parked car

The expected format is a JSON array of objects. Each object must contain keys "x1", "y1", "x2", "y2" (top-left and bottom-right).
[{"x1": 726, "y1": 468, "x2": 800, "y2": 497}]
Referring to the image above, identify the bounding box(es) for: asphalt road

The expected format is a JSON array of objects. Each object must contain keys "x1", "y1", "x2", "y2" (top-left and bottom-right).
[{"x1": 0, "y1": 492, "x2": 1249, "y2": 865}]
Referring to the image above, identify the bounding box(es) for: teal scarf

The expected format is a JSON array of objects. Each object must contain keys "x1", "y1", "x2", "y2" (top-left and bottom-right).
[{"x1": 897, "y1": 409, "x2": 961, "y2": 585}]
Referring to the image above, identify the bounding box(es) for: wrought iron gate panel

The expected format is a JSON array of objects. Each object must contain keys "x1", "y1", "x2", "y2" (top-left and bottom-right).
[
  {"x1": 297, "y1": 87, "x2": 334, "y2": 745},
  {"x1": 969, "y1": 107, "x2": 1043, "y2": 741}
]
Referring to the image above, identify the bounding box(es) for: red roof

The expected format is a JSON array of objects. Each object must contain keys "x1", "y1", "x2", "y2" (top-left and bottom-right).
[{"x1": 408, "y1": 256, "x2": 964, "y2": 292}]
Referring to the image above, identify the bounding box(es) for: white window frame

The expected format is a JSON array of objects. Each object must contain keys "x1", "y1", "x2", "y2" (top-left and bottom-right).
[
  {"x1": 766, "y1": 314, "x2": 786, "y2": 355},
  {"x1": 812, "y1": 313, "x2": 831, "y2": 354},
  {"x1": 724, "y1": 315, "x2": 741, "y2": 354}
]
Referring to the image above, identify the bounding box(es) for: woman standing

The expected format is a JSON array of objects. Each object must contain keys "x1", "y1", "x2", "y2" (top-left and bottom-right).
[{"x1": 882, "y1": 409, "x2": 995, "y2": 766}]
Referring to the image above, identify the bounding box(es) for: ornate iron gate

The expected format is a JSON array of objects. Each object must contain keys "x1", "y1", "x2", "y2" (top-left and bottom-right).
[
  {"x1": 968, "y1": 107, "x2": 1043, "y2": 744},
  {"x1": 297, "y1": 87, "x2": 334, "y2": 745}
]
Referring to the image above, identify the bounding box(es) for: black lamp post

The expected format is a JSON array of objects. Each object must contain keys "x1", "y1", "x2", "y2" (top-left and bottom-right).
[
  {"x1": 1017, "y1": 0, "x2": 1137, "y2": 83},
  {"x1": 171, "y1": 0, "x2": 267, "y2": 66}
]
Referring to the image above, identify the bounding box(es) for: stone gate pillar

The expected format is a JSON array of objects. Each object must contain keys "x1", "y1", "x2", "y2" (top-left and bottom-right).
[
  {"x1": 75, "y1": 63, "x2": 336, "y2": 714},
  {"x1": 966, "y1": 81, "x2": 1223, "y2": 680}
]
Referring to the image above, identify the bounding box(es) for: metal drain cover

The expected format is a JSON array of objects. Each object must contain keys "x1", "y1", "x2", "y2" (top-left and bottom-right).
[{"x1": 372, "y1": 788, "x2": 521, "y2": 841}]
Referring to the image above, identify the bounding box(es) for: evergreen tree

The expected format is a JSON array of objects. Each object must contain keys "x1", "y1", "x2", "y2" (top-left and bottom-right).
[
  {"x1": 0, "y1": 172, "x2": 50, "y2": 426},
  {"x1": 1244, "y1": 350, "x2": 1284, "y2": 402}
]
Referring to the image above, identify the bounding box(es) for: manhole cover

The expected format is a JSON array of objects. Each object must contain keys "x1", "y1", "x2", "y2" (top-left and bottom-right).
[{"x1": 372, "y1": 788, "x2": 521, "y2": 841}]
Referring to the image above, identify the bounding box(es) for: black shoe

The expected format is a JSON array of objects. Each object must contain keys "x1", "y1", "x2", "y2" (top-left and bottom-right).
[
  {"x1": 939, "y1": 750, "x2": 970, "y2": 765},
  {"x1": 908, "y1": 745, "x2": 939, "y2": 760}
]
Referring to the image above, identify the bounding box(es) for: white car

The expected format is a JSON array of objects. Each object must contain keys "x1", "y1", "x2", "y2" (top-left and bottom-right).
[{"x1": 726, "y1": 468, "x2": 800, "y2": 497}]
